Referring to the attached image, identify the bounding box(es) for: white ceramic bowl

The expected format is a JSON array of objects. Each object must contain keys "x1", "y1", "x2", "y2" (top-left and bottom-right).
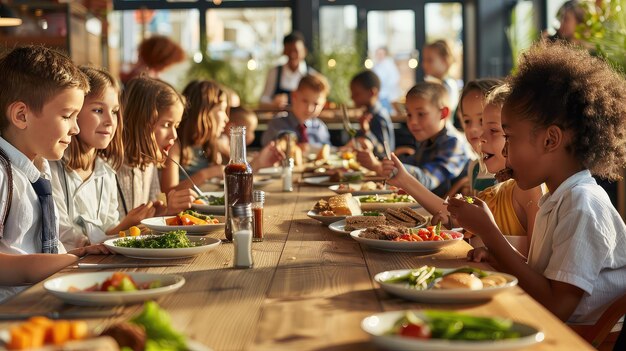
[{"x1": 44, "y1": 272, "x2": 185, "y2": 306}]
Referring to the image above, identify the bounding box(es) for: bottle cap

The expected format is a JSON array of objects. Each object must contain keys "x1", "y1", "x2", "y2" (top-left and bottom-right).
[
  {"x1": 253, "y1": 190, "x2": 265, "y2": 203},
  {"x1": 231, "y1": 203, "x2": 252, "y2": 217}
]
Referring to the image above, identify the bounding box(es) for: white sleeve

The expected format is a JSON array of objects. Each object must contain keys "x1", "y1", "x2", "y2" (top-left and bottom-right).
[
  {"x1": 50, "y1": 163, "x2": 79, "y2": 249},
  {"x1": 101, "y1": 171, "x2": 121, "y2": 233},
  {"x1": 260, "y1": 67, "x2": 278, "y2": 104},
  {"x1": 543, "y1": 202, "x2": 611, "y2": 294}
]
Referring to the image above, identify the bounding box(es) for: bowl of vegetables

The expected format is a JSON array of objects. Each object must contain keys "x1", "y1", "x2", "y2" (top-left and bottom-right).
[
  {"x1": 141, "y1": 210, "x2": 225, "y2": 235},
  {"x1": 361, "y1": 310, "x2": 544, "y2": 351},
  {"x1": 44, "y1": 272, "x2": 185, "y2": 306}
]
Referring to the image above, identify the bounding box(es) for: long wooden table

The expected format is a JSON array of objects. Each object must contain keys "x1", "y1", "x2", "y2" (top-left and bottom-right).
[{"x1": 0, "y1": 177, "x2": 594, "y2": 350}]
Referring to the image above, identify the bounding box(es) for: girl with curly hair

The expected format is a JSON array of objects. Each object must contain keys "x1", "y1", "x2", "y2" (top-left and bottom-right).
[{"x1": 447, "y1": 42, "x2": 626, "y2": 325}]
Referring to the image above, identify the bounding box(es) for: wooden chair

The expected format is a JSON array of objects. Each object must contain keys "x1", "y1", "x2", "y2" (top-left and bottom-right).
[{"x1": 570, "y1": 293, "x2": 626, "y2": 349}]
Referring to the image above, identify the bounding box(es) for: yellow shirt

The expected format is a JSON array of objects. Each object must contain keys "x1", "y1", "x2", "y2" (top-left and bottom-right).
[{"x1": 479, "y1": 179, "x2": 526, "y2": 237}]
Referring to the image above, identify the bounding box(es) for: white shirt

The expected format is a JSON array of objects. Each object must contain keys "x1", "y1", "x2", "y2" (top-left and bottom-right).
[
  {"x1": 116, "y1": 163, "x2": 161, "y2": 218},
  {"x1": 0, "y1": 136, "x2": 65, "y2": 302},
  {"x1": 373, "y1": 57, "x2": 401, "y2": 102},
  {"x1": 528, "y1": 170, "x2": 626, "y2": 324},
  {"x1": 50, "y1": 158, "x2": 120, "y2": 250},
  {"x1": 260, "y1": 61, "x2": 312, "y2": 105}
]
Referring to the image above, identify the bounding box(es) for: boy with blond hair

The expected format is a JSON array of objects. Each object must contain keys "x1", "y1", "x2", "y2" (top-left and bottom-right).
[
  {"x1": 358, "y1": 82, "x2": 471, "y2": 196},
  {"x1": 261, "y1": 74, "x2": 331, "y2": 152},
  {"x1": 0, "y1": 46, "x2": 109, "y2": 300}
]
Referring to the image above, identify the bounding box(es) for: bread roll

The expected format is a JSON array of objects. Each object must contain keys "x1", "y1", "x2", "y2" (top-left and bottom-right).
[
  {"x1": 328, "y1": 194, "x2": 361, "y2": 216},
  {"x1": 437, "y1": 273, "x2": 483, "y2": 290},
  {"x1": 316, "y1": 144, "x2": 330, "y2": 161}
]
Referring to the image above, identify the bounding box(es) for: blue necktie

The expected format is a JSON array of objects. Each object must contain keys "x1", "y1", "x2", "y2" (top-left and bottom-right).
[{"x1": 31, "y1": 178, "x2": 58, "y2": 254}]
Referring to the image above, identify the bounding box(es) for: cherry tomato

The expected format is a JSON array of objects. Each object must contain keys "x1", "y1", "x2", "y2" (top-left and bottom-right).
[{"x1": 399, "y1": 323, "x2": 431, "y2": 339}]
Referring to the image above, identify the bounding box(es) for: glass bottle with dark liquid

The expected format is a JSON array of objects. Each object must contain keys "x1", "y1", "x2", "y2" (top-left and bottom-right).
[{"x1": 224, "y1": 126, "x2": 253, "y2": 241}]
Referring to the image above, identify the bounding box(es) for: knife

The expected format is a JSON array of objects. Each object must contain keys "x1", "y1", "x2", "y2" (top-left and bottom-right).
[
  {"x1": 0, "y1": 309, "x2": 121, "y2": 320},
  {"x1": 74, "y1": 263, "x2": 185, "y2": 269}
]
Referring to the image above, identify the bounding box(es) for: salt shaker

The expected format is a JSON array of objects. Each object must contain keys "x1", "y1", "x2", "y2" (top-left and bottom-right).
[
  {"x1": 252, "y1": 190, "x2": 265, "y2": 242},
  {"x1": 282, "y1": 158, "x2": 294, "y2": 192},
  {"x1": 231, "y1": 203, "x2": 253, "y2": 268}
]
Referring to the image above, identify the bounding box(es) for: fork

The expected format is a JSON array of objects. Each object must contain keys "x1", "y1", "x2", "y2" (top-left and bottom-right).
[
  {"x1": 340, "y1": 104, "x2": 360, "y2": 151},
  {"x1": 141, "y1": 152, "x2": 206, "y2": 199}
]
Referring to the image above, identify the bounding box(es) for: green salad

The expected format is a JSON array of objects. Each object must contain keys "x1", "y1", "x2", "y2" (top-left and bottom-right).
[
  {"x1": 120, "y1": 301, "x2": 188, "y2": 351},
  {"x1": 387, "y1": 310, "x2": 521, "y2": 341},
  {"x1": 114, "y1": 230, "x2": 197, "y2": 249},
  {"x1": 208, "y1": 195, "x2": 225, "y2": 206},
  {"x1": 360, "y1": 194, "x2": 413, "y2": 203},
  {"x1": 383, "y1": 265, "x2": 488, "y2": 290}
]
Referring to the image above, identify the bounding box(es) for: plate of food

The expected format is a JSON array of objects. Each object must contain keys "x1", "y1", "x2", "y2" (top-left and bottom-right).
[
  {"x1": 303, "y1": 171, "x2": 364, "y2": 186},
  {"x1": 328, "y1": 181, "x2": 395, "y2": 196},
  {"x1": 257, "y1": 166, "x2": 283, "y2": 178},
  {"x1": 0, "y1": 301, "x2": 213, "y2": 351},
  {"x1": 328, "y1": 219, "x2": 350, "y2": 234},
  {"x1": 343, "y1": 208, "x2": 428, "y2": 231},
  {"x1": 141, "y1": 211, "x2": 224, "y2": 234},
  {"x1": 43, "y1": 272, "x2": 185, "y2": 306},
  {"x1": 350, "y1": 225, "x2": 463, "y2": 252},
  {"x1": 191, "y1": 191, "x2": 225, "y2": 214},
  {"x1": 307, "y1": 194, "x2": 362, "y2": 225},
  {"x1": 355, "y1": 194, "x2": 420, "y2": 211},
  {"x1": 361, "y1": 310, "x2": 544, "y2": 351},
  {"x1": 375, "y1": 266, "x2": 518, "y2": 303},
  {"x1": 103, "y1": 231, "x2": 221, "y2": 259}
]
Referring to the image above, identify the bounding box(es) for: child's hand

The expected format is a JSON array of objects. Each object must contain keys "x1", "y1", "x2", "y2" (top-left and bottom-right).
[
  {"x1": 256, "y1": 141, "x2": 285, "y2": 168},
  {"x1": 121, "y1": 202, "x2": 156, "y2": 228},
  {"x1": 356, "y1": 149, "x2": 381, "y2": 174},
  {"x1": 383, "y1": 153, "x2": 409, "y2": 186},
  {"x1": 359, "y1": 113, "x2": 373, "y2": 133},
  {"x1": 446, "y1": 196, "x2": 499, "y2": 239},
  {"x1": 68, "y1": 244, "x2": 111, "y2": 258},
  {"x1": 272, "y1": 93, "x2": 288, "y2": 108},
  {"x1": 164, "y1": 188, "x2": 196, "y2": 215},
  {"x1": 467, "y1": 246, "x2": 489, "y2": 262},
  {"x1": 431, "y1": 210, "x2": 454, "y2": 230}
]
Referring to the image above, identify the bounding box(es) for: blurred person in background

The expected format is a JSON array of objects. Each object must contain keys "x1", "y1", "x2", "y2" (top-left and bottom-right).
[
  {"x1": 120, "y1": 35, "x2": 186, "y2": 85},
  {"x1": 259, "y1": 32, "x2": 318, "y2": 109},
  {"x1": 372, "y1": 47, "x2": 400, "y2": 116},
  {"x1": 544, "y1": 0, "x2": 586, "y2": 44}
]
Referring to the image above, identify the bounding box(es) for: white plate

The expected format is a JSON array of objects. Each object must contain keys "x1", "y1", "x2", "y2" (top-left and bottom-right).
[
  {"x1": 328, "y1": 184, "x2": 394, "y2": 196},
  {"x1": 257, "y1": 166, "x2": 283, "y2": 177},
  {"x1": 103, "y1": 236, "x2": 221, "y2": 259},
  {"x1": 303, "y1": 175, "x2": 363, "y2": 186},
  {"x1": 375, "y1": 269, "x2": 519, "y2": 303},
  {"x1": 361, "y1": 310, "x2": 544, "y2": 351},
  {"x1": 350, "y1": 229, "x2": 462, "y2": 252},
  {"x1": 191, "y1": 191, "x2": 225, "y2": 214},
  {"x1": 141, "y1": 216, "x2": 225, "y2": 235},
  {"x1": 355, "y1": 195, "x2": 420, "y2": 211},
  {"x1": 43, "y1": 272, "x2": 185, "y2": 306},
  {"x1": 306, "y1": 210, "x2": 349, "y2": 226},
  {"x1": 328, "y1": 219, "x2": 350, "y2": 234}
]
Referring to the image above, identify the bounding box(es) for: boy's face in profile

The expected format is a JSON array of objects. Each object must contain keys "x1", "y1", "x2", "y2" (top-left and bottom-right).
[
  {"x1": 350, "y1": 83, "x2": 374, "y2": 109},
  {"x1": 19, "y1": 88, "x2": 83, "y2": 160},
  {"x1": 422, "y1": 47, "x2": 448, "y2": 78},
  {"x1": 405, "y1": 96, "x2": 447, "y2": 142},
  {"x1": 291, "y1": 87, "x2": 325, "y2": 124},
  {"x1": 284, "y1": 41, "x2": 307, "y2": 71}
]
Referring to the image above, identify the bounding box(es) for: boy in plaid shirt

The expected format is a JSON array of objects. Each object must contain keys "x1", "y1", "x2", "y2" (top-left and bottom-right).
[{"x1": 358, "y1": 82, "x2": 471, "y2": 196}]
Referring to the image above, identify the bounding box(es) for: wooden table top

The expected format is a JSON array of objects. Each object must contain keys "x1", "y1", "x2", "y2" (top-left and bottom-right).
[{"x1": 0, "y1": 176, "x2": 593, "y2": 351}]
